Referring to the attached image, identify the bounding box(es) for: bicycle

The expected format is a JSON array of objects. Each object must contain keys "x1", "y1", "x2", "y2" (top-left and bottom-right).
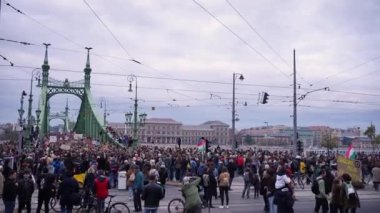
[
  {"x1": 76, "y1": 195, "x2": 130, "y2": 213},
  {"x1": 291, "y1": 172, "x2": 305, "y2": 190},
  {"x1": 168, "y1": 198, "x2": 185, "y2": 213}
]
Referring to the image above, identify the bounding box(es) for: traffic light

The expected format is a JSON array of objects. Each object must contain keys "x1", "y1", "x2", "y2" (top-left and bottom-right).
[
  {"x1": 297, "y1": 140, "x2": 303, "y2": 153},
  {"x1": 262, "y1": 92, "x2": 269, "y2": 104},
  {"x1": 206, "y1": 139, "x2": 210, "y2": 153}
]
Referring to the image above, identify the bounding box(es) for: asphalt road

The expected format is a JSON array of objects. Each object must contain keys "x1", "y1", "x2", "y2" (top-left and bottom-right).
[{"x1": 1, "y1": 176, "x2": 379, "y2": 212}]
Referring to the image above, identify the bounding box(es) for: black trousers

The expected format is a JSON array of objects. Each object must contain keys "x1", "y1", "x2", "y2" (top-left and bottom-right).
[
  {"x1": 219, "y1": 186, "x2": 229, "y2": 206},
  {"x1": 36, "y1": 193, "x2": 52, "y2": 213},
  {"x1": 314, "y1": 197, "x2": 328, "y2": 213},
  {"x1": 330, "y1": 203, "x2": 343, "y2": 213},
  {"x1": 18, "y1": 199, "x2": 31, "y2": 213},
  {"x1": 133, "y1": 188, "x2": 142, "y2": 211}
]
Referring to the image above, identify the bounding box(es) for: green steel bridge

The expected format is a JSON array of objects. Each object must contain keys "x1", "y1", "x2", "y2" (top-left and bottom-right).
[{"x1": 36, "y1": 45, "x2": 124, "y2": 147}]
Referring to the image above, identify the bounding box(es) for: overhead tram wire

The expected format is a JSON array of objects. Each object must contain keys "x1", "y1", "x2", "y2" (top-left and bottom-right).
[
  {"x1": 310, "y1": 55, "x2": 380, "y2": 86},
  {"x1": 224, "y1": 0, "x2": 289, "y2": 67},
  {"x1": 82, "y1": 0, "x2": 133, "y2": 59},
  {"x1": 4, "y1": 1, "x2": 83, "y2": 49},
  {"x1": 327, "y1": 68, "x2": 380, "y2": 87},
  {"x1": 81, "y1": 0, "x2": 214, "y2": 95},
  {"x1": 1, "y1": 64, "x2": 291, "y2": 89},
  {"x1": 192, "y1": 0, "x2": 291, "y2": 79}
]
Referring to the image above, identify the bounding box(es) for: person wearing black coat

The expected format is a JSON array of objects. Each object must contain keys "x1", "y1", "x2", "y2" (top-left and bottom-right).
[
  {"x1": 57, "y1": 172, "x2": 80, "y2": 213},
  {"x1": 2, "y1": 170, "x2": 18, "y2": 213},
  {"x1": 36, "y1": 168, "x2": 56, "y2": 213},
  {"x1": 17, "y1": 170, "x2": 35, "y2": 213},
  {"x1": 207, "y1": 164, "x2": 217, "y2": 208},
  {"x1": 227, "y1": 159, "x2": 237, "y2": 190},
  {"x1": 158, "y1": 165, "x2": 168, "y2": 198}
]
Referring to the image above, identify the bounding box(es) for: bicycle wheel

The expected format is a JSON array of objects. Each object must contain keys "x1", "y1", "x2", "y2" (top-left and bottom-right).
[
  {"x1": 109, "y1": 202, "x2": 130, "y2": 213},
  {"x1": 168, "y1": 198, "x2": 185, "y2": 213},
  {"x1": 49, "y1": 197, "x2": 60, "y2": 212},
  {"x1": 76, "y1": 206, "x2": 97, "y2": 213},
  {"x1": 297, "y1": 177, "x2": 305, "y2": 190}
]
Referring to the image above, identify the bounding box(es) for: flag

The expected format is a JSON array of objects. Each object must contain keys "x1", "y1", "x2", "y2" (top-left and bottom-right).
[
  {"x1": 345, "y1": 144, "x2": 356, "y2": 160},
  {"x1": 197, "y1": 138, "x2": 206, "y2": 152}
]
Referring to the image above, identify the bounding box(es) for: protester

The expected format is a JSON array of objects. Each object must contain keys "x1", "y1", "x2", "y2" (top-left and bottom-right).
[
  {"x1": 330, "y1": 178, "x2": 343, "y2": 213},
  {"x1": 94, "y1": 170, "x2": 110, "y2": 213},
  {"x1": 340, "y1": 173, "x2": 360, "y2": 213},
  {"x1": 2, "y1": 170, "x2": 18, "y2": 213},
  {"x1": 218, "y1": 167, "x2": 230, "y2": 208},
  {"x1": 58, "y1": 171, "x2": 80, "y2": 213},
  {"x1": 17, "y1": 170, "x2": 34, "y2": 213},
  {"x1": 141, "y1": 171, "x2": 164, "y2": 213},
  {"x1": 372, "y1": 162, "x2": 380, "y2": 191},
  {"x1": 182, "y1": 176, "x2": 202, "y2": 213},
  {"x1": 133, "y1": 165, "x2": 144, "y2": 212},
  {"x1": 36, "y1": 167, "x2": 56, "y2": 213},
  {"x1": 158, "y1": 164, "x2": 168, "y2": 198},
  {"x1": 261, "y1": 167, "x2": 276, "y2": 213},
  {"x1": 242, "y1": 167, "x2": 253, "y2": 199},
  {"x1": 313, "y1": 169, "x2": 330, "y2": 213},
  {"x1": 274, "y1": 166, "x2": 294, "y2": 213}
]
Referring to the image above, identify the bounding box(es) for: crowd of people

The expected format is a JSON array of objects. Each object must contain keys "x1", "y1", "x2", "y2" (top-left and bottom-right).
[{"x1": 0, "y1": 139, "x2": 380, "y2": 213}]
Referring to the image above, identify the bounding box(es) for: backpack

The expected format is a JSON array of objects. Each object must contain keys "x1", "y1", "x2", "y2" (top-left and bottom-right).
[
  {"x1": 311, "y1": 178, "x2": 321, "y2": 195},
  {"x1": 345, "y1": 182, "x2": 357, "y2": 199},
  {"x1": 202, "y1": 174, "x2": 210, "y2": 187},
  {"x1": 243, "y1": 172, "x2": 250, "y2": 182},
  {"x1": 324, "y1": 173, "x2": 334, "y2": 194}
]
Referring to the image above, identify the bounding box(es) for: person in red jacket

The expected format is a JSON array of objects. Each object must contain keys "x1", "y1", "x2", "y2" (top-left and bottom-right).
[{"x1": 94, "y1": 170, "x2": 110, "y2": 213}]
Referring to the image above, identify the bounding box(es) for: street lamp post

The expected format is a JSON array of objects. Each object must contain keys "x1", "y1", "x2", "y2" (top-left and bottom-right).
[
  {"x1": 35, "y1": 108, "x2": 41, "y2": 143},
  {"x1": 100, "y1": 97, "x2": 109, "y2": 127},
  {"x1": 125, "y1": 75, "x2": 147, "y2": 147},
  {"x1": 232, "y1": 73, "x2": 244, "y2": 150},
  {"x1": 26, "y1": 68, "x2": 41, "y2": 147},
  {"x1": 18, "y1": 90, "x2": 27, "y2": 152}
]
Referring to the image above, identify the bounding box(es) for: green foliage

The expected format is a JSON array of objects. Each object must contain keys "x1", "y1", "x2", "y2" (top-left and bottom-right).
[
  {"x1": 0, "y1": 124, "x2": 18, "y2": 142},
  {"x1": 244, "y1": 135, "x2": 254, "y2": 145},
  {"x1": 364, "y1": 124, "x2": 377, "y2": 151},
  {"x1": 321, "y1": 133, "x2": 338, "y2": 150},
  {"x1": 364, "y1": 124, "x2": 376, "y2": 140}
]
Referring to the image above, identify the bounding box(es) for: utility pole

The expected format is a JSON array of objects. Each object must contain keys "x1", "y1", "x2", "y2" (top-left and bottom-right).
[
  {"x1": 293, "y1": 49, "x2": 298, "y2": 154},
  {"x1": 232, "y1": 74, "x2": 236, "y2": 150}
]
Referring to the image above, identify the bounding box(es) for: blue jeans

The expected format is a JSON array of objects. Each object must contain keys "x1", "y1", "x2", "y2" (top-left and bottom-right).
[
  {"x1": 61, "y1": 204, "x2": 73, "y2": 213},
  {"x1": 3, "y1": 200, "x2": 15, "y2": 213},
  {"x1": 144, "y1": 208, "x2": 158, "y2": 213},
  {"x1": 268, "y1": 195, "x2": 277, "y2": 213},
  {"x1": 109, "y1": 172, "x2": 117, "y2": 188}
]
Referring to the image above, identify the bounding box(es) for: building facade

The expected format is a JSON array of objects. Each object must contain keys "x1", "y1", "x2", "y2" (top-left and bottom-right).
[{"x1": 108, "y1": 119, "x2": 229, "y2": 145}]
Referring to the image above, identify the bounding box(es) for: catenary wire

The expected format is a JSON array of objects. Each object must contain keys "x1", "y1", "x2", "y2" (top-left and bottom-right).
[{"x1": 192, "y1": 0, "x2": 291, "y2": 79}]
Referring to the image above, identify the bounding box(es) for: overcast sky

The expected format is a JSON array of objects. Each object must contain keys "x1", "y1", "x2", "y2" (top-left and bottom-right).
[{"x1": 1, "y1": 0, "x2": 379, "y2": 132}]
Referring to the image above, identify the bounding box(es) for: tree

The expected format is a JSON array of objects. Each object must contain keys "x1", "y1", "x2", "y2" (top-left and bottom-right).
[
  {"x1": 321, "y1": 133, "x2": 338, "y2": 155},
  {"x1": 364, "y1": 124, "x2": 376, "y2": 152},
  {"x1": 244, "y1": 135, "x2": 254, "y2": 145},
  {"x1": 0, "y1": 124, "x2": 18, "y2": 142}
]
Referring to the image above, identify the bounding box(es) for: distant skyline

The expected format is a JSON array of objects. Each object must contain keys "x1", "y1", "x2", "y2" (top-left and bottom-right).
[{"x1": 1, "y1": 0, "x2": 379, "y2": 133}]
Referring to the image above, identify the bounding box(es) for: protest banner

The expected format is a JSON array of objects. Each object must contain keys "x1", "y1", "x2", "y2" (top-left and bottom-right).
[{"x1": 337, "y1": 155, "x2": 361, "y2": 183}]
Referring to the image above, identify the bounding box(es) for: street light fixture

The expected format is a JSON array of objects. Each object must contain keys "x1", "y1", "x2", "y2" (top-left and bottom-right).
[
  {"x1": 232, "y1": 73, "x2": 244, "y2": 150},
  {"x1": 26, "y1": 68, "x2": 41, "y2": 146},
  {"x1": 125, "y1": 74, "x2": 147, "y2": 147},
  {"x1": 18, "y1": 90, "x2": 27, "y2": 152}
]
